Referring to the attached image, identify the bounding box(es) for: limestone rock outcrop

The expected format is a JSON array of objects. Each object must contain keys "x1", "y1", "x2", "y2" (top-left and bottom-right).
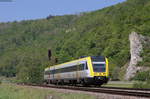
[{"x1": 125, "y1": 32, "x2": 143, "y2": 80}]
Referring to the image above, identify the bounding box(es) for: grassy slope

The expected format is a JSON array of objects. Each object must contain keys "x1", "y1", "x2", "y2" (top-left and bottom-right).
[
  {"x1": 0, "y1": 0, "x2": 149, "y2": 82},
  {"x1": 0, "y1": 83, "x2": 95, "y2": 99}
]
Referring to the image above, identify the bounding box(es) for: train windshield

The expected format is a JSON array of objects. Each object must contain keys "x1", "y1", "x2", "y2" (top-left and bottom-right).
[{"x1": 92, "y1": 64, "x2": 105, "y2": 72}]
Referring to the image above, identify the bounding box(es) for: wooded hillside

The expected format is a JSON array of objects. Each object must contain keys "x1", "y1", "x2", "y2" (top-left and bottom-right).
[{"x1": 0, "y1": 0, "x2": 149, "y2": 84}]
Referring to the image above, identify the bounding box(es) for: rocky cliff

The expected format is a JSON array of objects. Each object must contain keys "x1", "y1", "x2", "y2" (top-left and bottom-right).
[{"x1": 125, "y1": 32, "x2": 150, "y2": 80}]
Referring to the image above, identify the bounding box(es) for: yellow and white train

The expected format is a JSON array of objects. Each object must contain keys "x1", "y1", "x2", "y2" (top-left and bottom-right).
[{"x1": 44, "y1": 56, "x2": 109, "y2": 86}]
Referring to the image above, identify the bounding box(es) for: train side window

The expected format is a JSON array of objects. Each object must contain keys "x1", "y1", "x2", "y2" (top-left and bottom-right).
[
  {"x1": 52, "y1": 70, "x2": 55, "y2": 74},
  {"x1": 81, "y1": 64, "x2": 84, "y2": 70},
  {"x1": 84, "y1": 62, "x2": 88, "y2": 70},
  {"x1": 44, "y1": 71, "x2": 46, "y2": 75},
  {"x1": 45, "y1": 70, "x2": 51, "y2": 75},
  {"x1": 56, "y1": 69, "x2": 59, "y2": 73},
  {"x1": 49, "y1": 71, "x2": 51, "y2": 75},
  {"x1": 77, "y1": 64, "x2": 83, "y2": 71}
]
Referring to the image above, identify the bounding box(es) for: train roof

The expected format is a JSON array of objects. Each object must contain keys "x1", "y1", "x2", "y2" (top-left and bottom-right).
[{"x1": 45, "y1": 56, "x2": 105, "y2": 71}]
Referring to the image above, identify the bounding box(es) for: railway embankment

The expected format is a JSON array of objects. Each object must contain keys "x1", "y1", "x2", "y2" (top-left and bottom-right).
[{"x1": 17, "y1": 83, "x2": 150, "y2": 99}]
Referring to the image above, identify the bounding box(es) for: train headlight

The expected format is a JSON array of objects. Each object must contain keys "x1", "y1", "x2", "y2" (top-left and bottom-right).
[{"x1": 98, "y1": 77, "x2": 101, "y2": 79}]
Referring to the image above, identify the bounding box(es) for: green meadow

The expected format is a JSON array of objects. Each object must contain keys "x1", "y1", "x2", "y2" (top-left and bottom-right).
[{"x1": 0, "y1": 83, "x2": 95, "y2": 99}]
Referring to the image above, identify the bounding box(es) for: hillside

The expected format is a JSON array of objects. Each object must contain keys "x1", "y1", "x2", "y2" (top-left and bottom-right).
[{"x1": 0, "y1": 0, "x2": 150, "y2": 84}]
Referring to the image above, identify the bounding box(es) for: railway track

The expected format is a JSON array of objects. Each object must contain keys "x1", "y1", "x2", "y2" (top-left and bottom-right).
[
  {"x1": 21, "y1": 84, "x2": 150, "y2": 98},
  {"x1": 100, "y1": 86, "x2": 150, "y2": 91}
]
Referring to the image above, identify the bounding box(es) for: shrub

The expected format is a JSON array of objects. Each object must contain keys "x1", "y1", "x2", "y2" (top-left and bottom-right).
[
  {"x1": 132, "y1": 71, "x2": 150, "y2": 81},
  {"x1": 133, "y1": 82, "x2": 150, "y2": 88}
]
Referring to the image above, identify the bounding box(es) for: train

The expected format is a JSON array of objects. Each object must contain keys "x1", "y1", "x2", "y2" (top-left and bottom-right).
[{"x1": 44, "y1": 56, "x2": 109, "y2": 86}]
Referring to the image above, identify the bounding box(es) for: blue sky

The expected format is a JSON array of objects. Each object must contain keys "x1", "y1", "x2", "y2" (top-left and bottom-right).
[{"x1": 0, "y1": 0, "x2": 126, "y2": 22}]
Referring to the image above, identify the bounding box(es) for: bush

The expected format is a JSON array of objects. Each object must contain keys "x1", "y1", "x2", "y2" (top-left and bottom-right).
[
  {"x1": 133, "y1": 82, "x2": 150, "y2": 88},
  {"x1": 111, "y1": 66, "x2": 120, "y2": 81},
  {"x1": 0, "y1": 80, "x2": 1, "y2": 84},
  {"x1": 132, "y1": 71, "x2": 150, "y2": 81}
]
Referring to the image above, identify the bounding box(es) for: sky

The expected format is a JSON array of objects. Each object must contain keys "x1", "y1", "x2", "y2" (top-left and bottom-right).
[{"x1": 0, "y1": 0, "x2": 126, "y2": 22}]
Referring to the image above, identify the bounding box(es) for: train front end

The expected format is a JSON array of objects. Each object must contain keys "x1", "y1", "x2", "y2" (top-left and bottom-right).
[{"x1": 88, "y1": 56, "x2": 109, "y2": 85}]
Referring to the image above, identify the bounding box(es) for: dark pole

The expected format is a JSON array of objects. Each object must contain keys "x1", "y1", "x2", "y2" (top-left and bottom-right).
[
  {"x1": 48, "y1": 49, "x2": 52, "y2": 60},
  {"x1": 55, "y1": 58, "x2": 58, "y2": 63}
]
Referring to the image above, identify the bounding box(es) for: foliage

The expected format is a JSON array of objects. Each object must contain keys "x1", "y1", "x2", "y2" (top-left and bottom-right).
[
  {"x1": 133, "y1": 81, "x2": 150, "y2": 88},
  {"x1": 118, "y1": 62, "x2": 129, "y2": 81},
  {"x1": 132, "y1": 71, "x2": 150, "y2": 81},
  {"x1": 111, "y1": 66, "x2": 120, "y2": 81},
  {"x1": 138, "y1": 40, "x2": 150, "y2": 66},
  {"x1": 132, "y1": 70, "x2": 150, "y2": 88},
  {"x1": 0, "y1": 0, "x2": 150, "y2": 83}
]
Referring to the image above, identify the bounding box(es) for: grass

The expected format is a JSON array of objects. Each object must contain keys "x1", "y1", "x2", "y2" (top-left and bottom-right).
[
  {"x1": 0, "y1": 83, "x2": 95, "y2": 99},
  {"x1": 102, "y1": 83, "x2": 133, "y2": 88},
  {"x1": 102, "y1": 81, "x2": 134, "y2": 88}
]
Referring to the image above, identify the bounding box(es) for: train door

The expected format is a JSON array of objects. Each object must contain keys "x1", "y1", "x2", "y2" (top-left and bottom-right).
[{"x1": 76, "y1": 63, "x2": 80, "y2": 83}]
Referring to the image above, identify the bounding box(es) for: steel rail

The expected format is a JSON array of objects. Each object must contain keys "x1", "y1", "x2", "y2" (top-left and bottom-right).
[{"x1": 99, "y1": 86, "x2": 150, "y2": 91}]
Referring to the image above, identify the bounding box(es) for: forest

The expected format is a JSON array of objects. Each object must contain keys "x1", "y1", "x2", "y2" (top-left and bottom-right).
[{"x1": 0, "y1": 0, "x2": 149, "y2": 86}]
